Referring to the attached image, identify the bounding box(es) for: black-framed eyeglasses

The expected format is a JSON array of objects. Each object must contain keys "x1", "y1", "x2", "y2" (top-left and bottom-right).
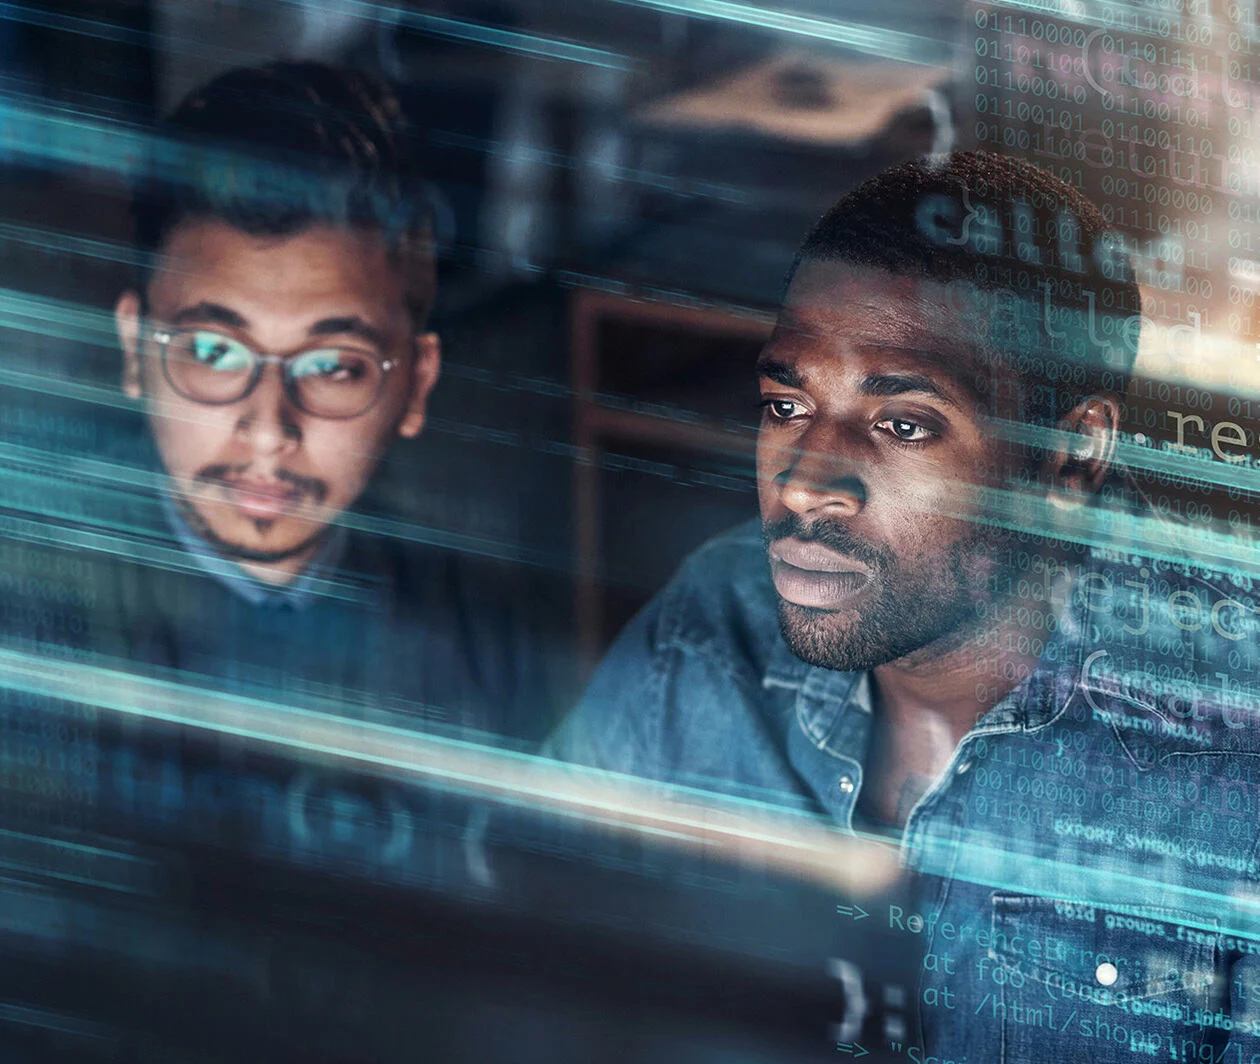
[{"x1": 151, "y1": 327, "x2": 397, "y2": 420}]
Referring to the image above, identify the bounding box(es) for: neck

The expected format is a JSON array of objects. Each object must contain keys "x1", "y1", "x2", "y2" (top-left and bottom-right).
[
  {"x1": 234, "y1": 547, "x2": 320, "y2": 585},
  {"x1": 877, "y1": 587, "x2": 1051, "y2": 738},
  {"x1": 858, "y1": 583, "x2": 1059, "y2": 830}
]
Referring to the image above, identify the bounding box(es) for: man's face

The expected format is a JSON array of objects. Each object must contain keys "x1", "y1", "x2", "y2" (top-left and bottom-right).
[
  {"x1": 116, "y1": 220, "x2": 439, "y2": 578},
  {"x1": 757, "y1": 261, "x2": 1024, "y2": 673}
]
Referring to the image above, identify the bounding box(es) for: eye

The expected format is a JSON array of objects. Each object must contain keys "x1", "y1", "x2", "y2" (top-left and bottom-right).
[
  {"x1": 876, "y1": 417, "x2": 936, "y2": 443},
  {"x1": 189, "y1": 332, "x2": 252, "y2": 371},
  {"x1": 760, "y1": 398, "x2": 807, "y2": 422},
  {"x1": 289, "y1": 348, "x2": 370, "y2": 384}
]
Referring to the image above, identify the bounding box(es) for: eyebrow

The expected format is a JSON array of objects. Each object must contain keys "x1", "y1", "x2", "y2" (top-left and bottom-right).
[
  {"x1": 757, "y1": 358, "x2": 964, "y2": 409},
  {"x1": 756, "y1": 357, "x2": 804, "y2": 388},
  {"x1": 859, "y1": 373, "x2": 959, "y2": 407},
  {"x1": 166, "y1": 304, "x2": 387, "y2": 350},
  {"x1": 170, "y1": 301, "x2": 248, "y2": 330},
  {"x1": 308, "y1": 316, "x2": 388, "y2": 350}
]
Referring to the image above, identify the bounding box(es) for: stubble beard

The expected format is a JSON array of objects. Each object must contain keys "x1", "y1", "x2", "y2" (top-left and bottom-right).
[
  {"x1": 767, "y1": 519, "x2": 1001, "y2": 674},
  {"x1": 176, "y1": 465, "x2": 332, "y2": 565}
]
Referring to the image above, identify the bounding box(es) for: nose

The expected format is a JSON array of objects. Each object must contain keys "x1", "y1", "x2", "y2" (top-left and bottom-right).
[
  {"x1": 235, "y1": 361, "x2": 302, "y2": 456},
  {"x1": 774, "y1": 426, "x2": 867, "y2": 517}
]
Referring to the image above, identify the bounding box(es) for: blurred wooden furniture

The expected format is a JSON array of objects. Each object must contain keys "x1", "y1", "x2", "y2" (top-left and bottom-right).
[{"x1": 570, "y1": 286, "x2": 773, "y2": 662}]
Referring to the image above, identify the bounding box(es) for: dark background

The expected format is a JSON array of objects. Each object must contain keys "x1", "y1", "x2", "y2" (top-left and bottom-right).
[
  {"x1": 3, "y1": 3, "x2": 1257, "y2": 1059},
  {"x1": 0, "y1": 0, "x2": 962, "y2": 668}
]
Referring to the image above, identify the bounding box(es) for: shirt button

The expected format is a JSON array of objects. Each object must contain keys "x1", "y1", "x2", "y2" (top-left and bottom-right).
[
  {"x1": 838, "y1": 775, "x2": 855, "y2": 795},
  {"x1": 1095, "y1": 962, "x2": 1118, "y2": 987}
]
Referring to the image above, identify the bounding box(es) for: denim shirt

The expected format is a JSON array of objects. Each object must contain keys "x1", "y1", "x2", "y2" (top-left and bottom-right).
[
  {"x1": 159, "y1": 489, "x2": 350, "y2": 610},
  {"x1": 550, "y1": 519, "x2": 1260, "y2": 1062}
]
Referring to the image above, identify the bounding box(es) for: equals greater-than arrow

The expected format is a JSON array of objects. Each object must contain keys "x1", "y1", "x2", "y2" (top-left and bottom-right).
[{"x1": 834, "y1": 904, "x2": 870, "y2": 920}]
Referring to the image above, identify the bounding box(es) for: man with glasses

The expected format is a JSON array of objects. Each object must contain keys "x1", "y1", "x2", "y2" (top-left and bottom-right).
[{"x1": 96, "y1": 61, "x2": 568, "y2": 742}]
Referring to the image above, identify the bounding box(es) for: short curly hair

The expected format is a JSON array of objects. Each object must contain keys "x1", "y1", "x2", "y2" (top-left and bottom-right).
[
  {"x1": 132, "y1": 61, "x2": 435, "y2": 325},
  {"x1": 792, "y1": 151, "x2": 1140, "y2": 425}
]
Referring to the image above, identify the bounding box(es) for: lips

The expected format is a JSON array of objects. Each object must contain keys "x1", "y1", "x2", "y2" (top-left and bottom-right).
[
  {"x1": 769, "y1": 537, "x2": 872, "y2": 609},
  {"x1": 222, "y1": 479, "x2": 304, "y2": 521}
]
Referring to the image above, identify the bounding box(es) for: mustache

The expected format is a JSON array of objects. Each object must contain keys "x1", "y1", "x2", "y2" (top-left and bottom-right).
[
  {"x1": 194, "y1": 464, "x2": 329, "y2": 505},
  {"x1": 761, "y1": 512, "x2": 890, "y2": 573}
]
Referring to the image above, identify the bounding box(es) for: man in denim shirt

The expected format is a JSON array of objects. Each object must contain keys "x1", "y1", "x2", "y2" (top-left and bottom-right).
[{"x1": 551, "y1": 153, "x2": 1260, "y2": 1062}]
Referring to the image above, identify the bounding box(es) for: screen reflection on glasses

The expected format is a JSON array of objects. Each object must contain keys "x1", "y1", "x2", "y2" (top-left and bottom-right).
[{"x1": 152, "y1": 328, "x2": 397, "y2": 420}]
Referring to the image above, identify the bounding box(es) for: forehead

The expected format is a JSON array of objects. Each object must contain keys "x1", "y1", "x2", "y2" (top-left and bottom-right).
[
  {"x1": 777, "y1": 260, "x2": 980, "y2": 363},
  {"x1": 147, "y1": 219, "x2": 408, "y2": 321}
]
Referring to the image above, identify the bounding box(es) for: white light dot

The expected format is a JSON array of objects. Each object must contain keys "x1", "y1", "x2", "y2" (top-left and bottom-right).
[
  {"x1": 1134, "y1": 433, "x2": 1147, "y2": 445},
  {"x1": 1096, "y1": 962, "x2": 1119, "y2": 986},
  {"x1": 838, "y1": 776, "x2": 855, "y2": 795}
]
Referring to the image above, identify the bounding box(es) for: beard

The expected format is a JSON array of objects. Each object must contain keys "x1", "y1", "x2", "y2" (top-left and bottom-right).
[
  {"x1": 763, "y1": 513, "x2": 1000, "y2": 673},
  {"x1": 178, "y1": 464, "x2": 331, "y2": 564}
]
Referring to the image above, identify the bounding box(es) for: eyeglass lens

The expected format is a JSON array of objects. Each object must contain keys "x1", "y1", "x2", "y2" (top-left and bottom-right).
[{"x1": 162, "y1": 330, "x2": 385, "y2": 418}]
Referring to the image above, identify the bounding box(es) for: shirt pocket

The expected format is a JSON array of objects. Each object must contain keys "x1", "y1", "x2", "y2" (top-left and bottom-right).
[{"x1": 987, "y1": 893, "x2": 1223, "y2": 1064}]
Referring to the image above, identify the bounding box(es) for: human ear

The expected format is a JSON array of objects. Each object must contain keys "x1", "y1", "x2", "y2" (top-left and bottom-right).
[
  {"x1": 1042, "y1": 394, "x2": 1121, "y2": 510},
  {"x1": 397, "y1": 332, "x2": 441, "y2": 439},
  {"x1": 115, "y1": 290, "x2": 145, "y2": 399}
]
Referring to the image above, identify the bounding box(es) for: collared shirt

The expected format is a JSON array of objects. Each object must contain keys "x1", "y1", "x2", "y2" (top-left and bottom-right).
[
  {"x1": 109, "y1": 501, "x2": 571, "y2": 742},
  {"x1": 4, "y1": 431, "x2": 577, "y2": 745},
  {"x1": 549, "y1": 518, "x2": 1260, "y2": 1062}
]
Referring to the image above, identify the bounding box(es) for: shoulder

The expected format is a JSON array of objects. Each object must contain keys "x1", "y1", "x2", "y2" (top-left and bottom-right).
[
  {"x1": 343, "y1": 532, "x2": 578, "y2": 741},
  {"x1": 347, "y1": 531, "x2": 570, "y2": 642},
  {"x1": 646, "y1": 518, "x2": 781, "y2": 677},
  {"x1": 1073, "y1": 551, "x2": 1260, "y2": 759},
  {"x1": 547, "y1": 520, "x2": 792, "y2": 776}
]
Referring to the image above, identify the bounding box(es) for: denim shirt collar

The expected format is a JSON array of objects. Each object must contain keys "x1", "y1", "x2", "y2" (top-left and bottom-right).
[
  {"x1": 764, "y1": 638, "x2": 870, "y2": 759},
  {"x1": 160, "y1": 490, "x2": 349, "y2": 610}
]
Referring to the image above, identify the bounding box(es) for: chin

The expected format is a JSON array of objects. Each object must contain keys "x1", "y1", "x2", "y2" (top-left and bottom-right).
[
  {"x1": 776, "y1": 601, "x2": 898, "y2": 673},
  {"x1": 198, "y1": 511, "x2": 328, "y2": 565}
]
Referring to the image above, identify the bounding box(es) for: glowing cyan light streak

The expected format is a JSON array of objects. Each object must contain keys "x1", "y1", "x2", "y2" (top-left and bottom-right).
[
  {"x1": 0, "y1": 1000, "x2": 115, "y2": 1043},
  {"x1": 967, "y1": 480, "x2": 1260, "y2": 584},
  {"x1": 0, "y1": 287, "x2": 118, "y2": 350},
  {"x1": 0, "y1": 0, "x2": 150, "y2": 51},
  {"x1": 0, "y1": 487, "x2": 373, "y2": 606},
  {"x1": 0, "y1": 827, "x2": 159, "y2": 896},
  {"x1": 273, "y1": 0, "x2": 634, "y2": 69},
  {"x1": 0, "y1": 97, "x2": 149, "y2": 177},
  {"x1": 0, "y1": 445, "x2": 569, "y2": 579},
  {"x1": 0, "y1": 0, "x2": 631, "y2": 71},
  {"x1": 605, "y1": 0, "x2": 945, "y2": 64},
  {"x1": 0, "y1": 221, "x2": 148, "y2": 272},
  {"x1": 999, "y1": 419, "x2": 1260, "y2": 501},
  {"x1": 0, "y1": 644, "x2": 1257, "y2": 941},
  {"x1": 0, "y1": 645, "x2": 901, "y2": 898},
  {"x1": 385, "y1": 5, "x2": 634, "y2": 69}
]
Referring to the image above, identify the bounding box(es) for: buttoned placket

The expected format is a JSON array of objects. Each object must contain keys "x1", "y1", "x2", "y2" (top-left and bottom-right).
[
  {"x1": 893, "y1": 734, "x2": 997, "y2": 931},
  {"x1": 900, "y1": 668, "x2": 1074, "y2": 875},
  {"x1": 775, "y1": 582, "x2": 1086, "y2": 848},
  {"x1": 771, "y1": 651, "x2": 869, "y2": 828},
  {"x1": 895, "y1": 703, "x2": 1063, "y2": 1060}
]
